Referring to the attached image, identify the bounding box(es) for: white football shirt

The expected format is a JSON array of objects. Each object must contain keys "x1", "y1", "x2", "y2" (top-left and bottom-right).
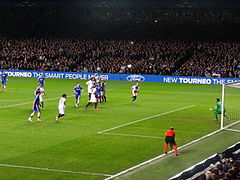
[{"x1": 59, "y1": 97, "x2": 66, "y2": 107}]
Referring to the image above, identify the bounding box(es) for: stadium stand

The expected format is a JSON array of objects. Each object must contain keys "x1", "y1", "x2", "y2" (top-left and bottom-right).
[
  {"x1": 170, "y1": 142, "x2": 240, "y2": 180},
  {"x1": 0, "y1": 39, "x2": 239, "y2": 78}
]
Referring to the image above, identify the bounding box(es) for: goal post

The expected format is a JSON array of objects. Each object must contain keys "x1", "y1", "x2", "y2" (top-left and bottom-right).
[
  {"x1": 221, "y1": 84, "x2": 225, "y2": 129},
  {"x1": 221, "y1": 81, "x2": 240, "y2": 132}
]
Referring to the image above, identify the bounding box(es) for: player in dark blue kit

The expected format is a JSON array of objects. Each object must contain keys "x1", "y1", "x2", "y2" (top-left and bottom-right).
[
  {"x1": 34, "y1": 84, "x2": 45, "y2": 108},
  {"x1": 38, "y1": 73, "x2": 45, "y2": 87},
  {"x1": 34, "y1": 84, "x2": 41, "y2": 96},
  {"x1": 73, "y1": 82, "x2": 83, "y2": 107},
  {"x1": 28, "y1": 91, "x2": 43, "y2": 122},
  {"x1": 101, "y1": 80, "x2": 107, "y2": 102},
  {"x1": 1, "y1": 70, "x2": 8, "y2": 91},
  {"x1": 96, "y1": 82, "x2": 102, "y2": 103}
]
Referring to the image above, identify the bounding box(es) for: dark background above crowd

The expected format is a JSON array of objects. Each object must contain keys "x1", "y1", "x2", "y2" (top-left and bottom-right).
[
  {"x1": 0, "y1": 8, "x2": 239, "y2": 40},
  {"x1": 1, "y1": 0, "x2": 240, "y2": 9}
]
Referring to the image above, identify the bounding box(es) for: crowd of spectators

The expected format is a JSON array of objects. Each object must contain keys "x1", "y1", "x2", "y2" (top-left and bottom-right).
[
  {"x1": 0, "y1": 39, "x2": 239, "y2": 78},
  {"x1": 176, "y1": 42, "x2": 240, "y2": 78},
  {"x1": 0, "y1": 39, "x2": 188, "y2": 74},
  {"x1": 196, "y1": 158, "x2": 240, "y2": 180}
]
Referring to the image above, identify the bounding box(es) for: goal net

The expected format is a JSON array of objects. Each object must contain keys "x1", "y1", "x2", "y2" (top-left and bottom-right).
[{"x1": 221, "y1": 81, "x2": 240, "y2": 132}]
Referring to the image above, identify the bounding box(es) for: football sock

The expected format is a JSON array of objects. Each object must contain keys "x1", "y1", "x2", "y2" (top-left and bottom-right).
[
  {"x1": 95, "y1": 103, "x2": 97, "y2": 108},
  {"x1": 164, "y1": 144, "x2": 168, "y2": 153},
  {"x1": 132, "y1": 96, "x2": 137, "y2": 102},
  {"x1": 41, "y1": 102, "x2": 44, "y2": 108},
  {"x1": 173, "y1": 145, "x2": 178, "y2": 154},
  {"x1": 58, "y1": 114, "x2": 64, "y2": 118},
  {"x1": 37, "y1": 112, "x2": 40, "y2": 120},
  {"x1": 30, "y1": 112, "x2": 35, "y2": 118}
]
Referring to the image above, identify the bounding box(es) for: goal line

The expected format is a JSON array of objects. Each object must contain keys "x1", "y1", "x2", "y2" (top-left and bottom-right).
[{"x1": 226, "y1": 128, "x2": 240, "y2": 133}]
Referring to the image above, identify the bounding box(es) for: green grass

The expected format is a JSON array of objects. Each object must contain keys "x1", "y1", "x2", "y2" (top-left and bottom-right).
[{"x1": 0, "y1": 77, "x2": 239, "y2": 180}]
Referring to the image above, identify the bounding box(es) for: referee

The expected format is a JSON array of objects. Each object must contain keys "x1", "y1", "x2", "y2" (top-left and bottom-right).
[{"x1": 164, "y1": 127, "x2": 179, "y2": 156}]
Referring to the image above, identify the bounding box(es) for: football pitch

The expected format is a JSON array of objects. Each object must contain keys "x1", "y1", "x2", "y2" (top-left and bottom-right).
[{"x1": 0, "y1": 77, "x2": 239, "y2": 180}]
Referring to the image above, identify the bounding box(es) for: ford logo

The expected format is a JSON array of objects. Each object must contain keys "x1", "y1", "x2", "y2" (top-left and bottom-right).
[{"x1": 126, "y1": 75, "x2": 145, "y2": 82}]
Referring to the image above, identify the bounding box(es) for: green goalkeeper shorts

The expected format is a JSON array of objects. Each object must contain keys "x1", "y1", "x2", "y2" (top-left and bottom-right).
[{"x1": 214, "y1": 111, "x2": 221, "y2": 115}]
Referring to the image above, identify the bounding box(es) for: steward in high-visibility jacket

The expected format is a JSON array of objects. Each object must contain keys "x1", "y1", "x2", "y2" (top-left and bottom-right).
[{"x1": 164, "y1": 127, "x2": 179, "y2": 156}]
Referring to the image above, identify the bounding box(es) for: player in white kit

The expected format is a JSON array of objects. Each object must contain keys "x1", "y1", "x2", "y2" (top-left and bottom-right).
[
  {"x1": 39, "y1": 85, "x2": 45, "y2": 108},
  {"x1": 56, "y1": 94, "x2": 67, "y2": 121},
  {"x1": 85, "y1": 86, "x2": 99, "y2": 110},
  {"x1": 131, "y1": 83, "x2": 140, "y2": 103},
  {"x1": 86, "y1": 77, "x2": 95, "y2": 100}
]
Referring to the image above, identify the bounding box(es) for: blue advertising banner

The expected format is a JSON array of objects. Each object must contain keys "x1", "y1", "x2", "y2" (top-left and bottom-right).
[{"x1": 1, "y1": 70, "x2": 240, "y2": 85}]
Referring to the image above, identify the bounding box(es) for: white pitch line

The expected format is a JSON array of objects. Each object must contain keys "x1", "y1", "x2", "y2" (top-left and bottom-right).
[
  {"x1": 104, "y1": 119, "x2": 240, "y2": 180},
  {"x1": 0, "y1": 99, "x2": 25, "y2": 102},
  {"x1": 0, "y1": 96, "x2": 73, "y2": 109},
  {"x1": 0, "y1": 163, "x2": 112, "y2": 177},
  {"x1": 98, "y1": 105, "x2": 195, "y2": 134},
  {"x1": 0, "y1": 89, "x2": 113, "y2": 109},
  {"x1": 0, "y1": 101, "x2": 34, "y2": 109},
  {"x1": 102, "y1": 133, "x2": 165, "y2": 139},
  {"x1": 226, "y1": 128, "x2": 240, "y2": 133}
]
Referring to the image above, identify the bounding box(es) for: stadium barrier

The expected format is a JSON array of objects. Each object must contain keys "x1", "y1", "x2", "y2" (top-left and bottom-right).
[
  {"x1": 170, "y1": 142, "x2": 240, "y2": 180},
  {"x1": 1, "y1": 70, "x2": 240, "y2": 85}
]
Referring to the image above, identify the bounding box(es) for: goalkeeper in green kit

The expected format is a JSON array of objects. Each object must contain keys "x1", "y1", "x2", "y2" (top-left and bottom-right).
[{"x1": 210, "y1": 98, "x2": 228, "y2": 121}]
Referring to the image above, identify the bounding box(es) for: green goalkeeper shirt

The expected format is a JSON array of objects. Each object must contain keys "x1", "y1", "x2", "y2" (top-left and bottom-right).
[{"x1": 214, "y1": 102, "x2": 222, "y2": 112}]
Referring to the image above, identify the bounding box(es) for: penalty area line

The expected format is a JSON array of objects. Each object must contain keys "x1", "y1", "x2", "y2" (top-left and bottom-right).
[
  {"x1": 102, "y1": 132, "x2": 165, "y2": 139},
  {"x1": 98, "y1": 105, "x2": 195, "y2": 134},
  {"x1": 0, "y1": 163, "x2": 112, "y2": 177}
]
